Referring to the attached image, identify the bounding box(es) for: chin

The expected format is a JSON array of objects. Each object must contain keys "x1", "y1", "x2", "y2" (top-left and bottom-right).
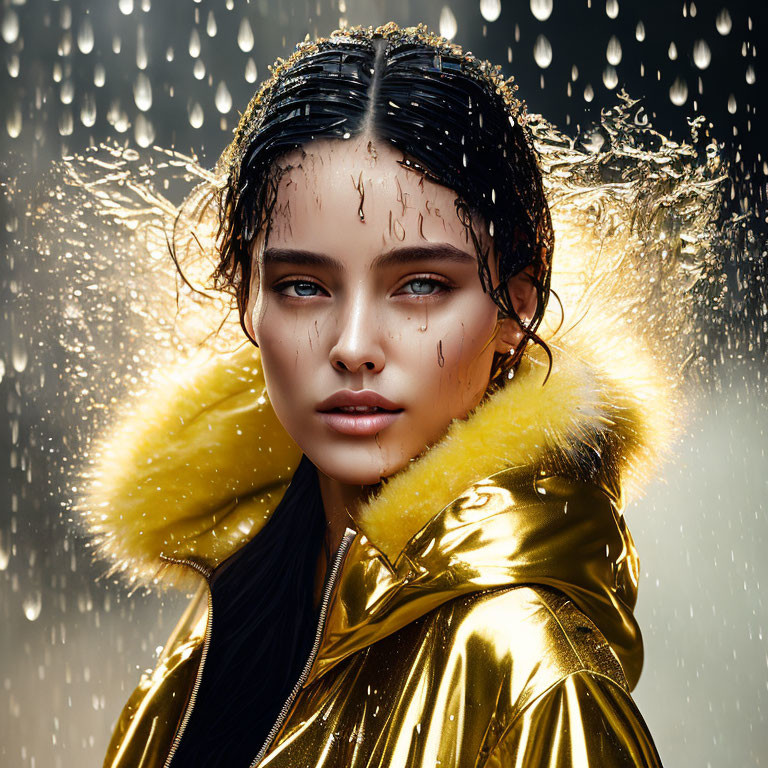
[{"x1": 311, "y1": 444, "x2": 409, "y2": 487}]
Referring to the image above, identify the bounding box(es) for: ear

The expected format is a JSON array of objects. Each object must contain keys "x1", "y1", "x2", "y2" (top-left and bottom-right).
[{"x1": 492, "y1": 264, "x2": 538, "y2": 353}]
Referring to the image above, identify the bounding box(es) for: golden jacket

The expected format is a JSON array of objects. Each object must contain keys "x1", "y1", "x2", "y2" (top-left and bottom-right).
[{"x1": 85, "y1": 340, "x2": 667, "y2": 767}]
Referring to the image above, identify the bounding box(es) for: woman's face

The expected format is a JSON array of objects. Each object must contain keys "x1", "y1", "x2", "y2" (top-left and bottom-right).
[{"x1": 246, "y1": 136, "x2": 534, "y2": 486}]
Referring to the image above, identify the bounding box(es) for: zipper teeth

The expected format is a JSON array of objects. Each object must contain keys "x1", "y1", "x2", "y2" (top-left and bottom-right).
[
  {"x1": 250, "y1": 528, "x2": 357, "y2": 768},
  {"x1": 160, "y1": 555, "x2": 214, "y2": 768}
]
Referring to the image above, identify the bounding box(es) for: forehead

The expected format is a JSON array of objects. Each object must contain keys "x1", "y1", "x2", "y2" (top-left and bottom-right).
[{"x1": 263, "y1": 136, "x2": 488, "y2": 258}]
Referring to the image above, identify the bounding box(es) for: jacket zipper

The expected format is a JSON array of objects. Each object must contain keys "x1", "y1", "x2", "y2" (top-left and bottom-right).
[
  {"x1": 159, "y1": 555, "x2": 214, "y2": 768},
  {"x1": 250, "y1": 527, "x2": 357, "y2": 768}
]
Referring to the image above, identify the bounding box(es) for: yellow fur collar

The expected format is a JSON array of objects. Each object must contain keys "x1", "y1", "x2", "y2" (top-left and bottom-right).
[{"x1": 81, "y1": 325, "x2": 672, "y2": 589}]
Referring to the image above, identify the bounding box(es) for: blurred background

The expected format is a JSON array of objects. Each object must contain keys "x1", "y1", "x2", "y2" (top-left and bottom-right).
[{"x1": 1, "y1": 0, "x2": 766, "y2": 766}]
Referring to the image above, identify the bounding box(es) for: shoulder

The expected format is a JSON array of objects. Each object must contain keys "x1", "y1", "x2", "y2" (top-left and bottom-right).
[{"x1": 444, "y1": 584, "x2": 629, "y2": 710}]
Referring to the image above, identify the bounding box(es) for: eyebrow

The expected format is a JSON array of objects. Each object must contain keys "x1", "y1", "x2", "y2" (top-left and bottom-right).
[{"x1": 261, "y1": 243, "x2": 477, "y2": 271}]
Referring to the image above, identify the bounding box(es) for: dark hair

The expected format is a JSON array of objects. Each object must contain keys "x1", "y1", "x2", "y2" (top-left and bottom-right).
[{"x1": 213, "y1": 23, "x2": 554, "y2": 385}]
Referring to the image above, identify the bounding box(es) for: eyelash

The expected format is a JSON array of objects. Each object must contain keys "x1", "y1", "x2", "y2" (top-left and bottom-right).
[{"x1": 272, "y1": 275, "x2": 454, "y2": 299}]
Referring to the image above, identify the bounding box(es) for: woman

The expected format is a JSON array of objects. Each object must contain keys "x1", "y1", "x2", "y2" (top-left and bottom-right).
[{"x1": 90, "y1": 23, "x2": 664, "y2": 767}]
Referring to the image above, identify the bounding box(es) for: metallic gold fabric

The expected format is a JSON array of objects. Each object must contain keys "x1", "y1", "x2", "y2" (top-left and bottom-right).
[{"x1": 103, "y1": 466, "x2": 661, "y2": 767}]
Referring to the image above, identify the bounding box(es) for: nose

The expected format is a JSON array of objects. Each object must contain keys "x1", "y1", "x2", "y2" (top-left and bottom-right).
[{"x1": 329, "y1": 290, "x2": 385, "y2": 374}]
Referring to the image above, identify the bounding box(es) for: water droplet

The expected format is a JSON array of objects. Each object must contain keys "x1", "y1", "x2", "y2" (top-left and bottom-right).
[
  {"x1": 480, "y1": 0, "x2": 502, "y2": 23},
  {"x1": 23, "y1": 591, "x2": 42, "y2": 622},
  {"x1": 107, "y1": 101, "x2": 130, "y2": 132},
  {"x1": 237, "y1": 18, "x2": 254, "y2": 52},
  {"x1": 7, "y1": 53, "x2": 19, "y2": 78},
  {"x1": 2, "y1": 9, "x2": 19, "y2": 44},
  {"x1": 533, "y1": 34, "x2": 552, "y2": 68},
  {"x1": 670, "y1": 77, "x2": 688, "y2": 106},
  {"x1": 727, "y1": 93, "x2": 737, "y2": 113},
  {"x1": 77, "y1": 19, "x2": 94, "y2": 54},
  {"x1": 0, "y1": 532, "x2": 9, "y2": 570},
  {"x1": 193, "y1": 58, "x2": 205, "y2": 80},
  {"x1": 583, "y1": 83, "x2": 594, "y2": 102},
  {"x1": 693, "y1": 39, "x2": 711, "y2": 69},
  {"x1": 94, "y1": 63, "x2": 106, "y2": 87},
  {"x1": 215, "y1": 81, "x2": 232, "y2": 113},
  {"x1": 189, "y1": 28, "x2": 201, "y2": 57},
  {"x1": 745, "y1": 65, "x2": 755, "y2": 85},
  {"x1": 112, "y1": 34, "x2": 121, "y2": 54},
  {"x1": 207, "y1": 10, "x2": 217, "y2": 36},
  {"x1": 166, "y1": 46, "x2": 174, "y2": 62},
  {"x1": 119, "y1": 0, "x2": 134, "y2": 15},
  {"x1": 134, "y1": 73, "x2": 152, "y2": 111},
  {"x1": 80, "y1": 93, "x2": 97, "y2": 127},
  {"x1": 716, "y1": 8, "x2": 732, "y2": 35},
  {"x1": 439, "y1": 7, "x2": 458, "y2": 40},
  {"x1": 135, "y1": 113, "x2": 155, "y2": 147},
  {"x1": 60, "y1": 80, "x2": 74, "y2": 105},
  {"x1": 530, "y1": 0, "x2": 552, "y2": 21},
  {"x1": 606, "y1": 35, "x2": 622, "y2": 65},
  {"x1": 59, "y1": 108, "x2": 73, "y2": 136},
  {"x1": 136, "y1": 24, "x2": 148, "y2": 69},
  {"x1": 6, "y1": 104, "x2": 22, "y2": 138},
  {"x1": 245, "y1": 58, "x2": 257, "y2": 83},
  {"x1": 605, "y1": 0, "x2": 619, "y2": 19},
  {"x1": 635, "y1": 21, "x2": 646, "y2": 41},
  {"x1": 668, "y1": 42, "x2": 678, "y2": 60},
  {"x1": 603, "y1": 65, "x2": 618, "y2": 89},
  {"x1": 189, "y1": 101, "x2": 204, "y2": 129}
]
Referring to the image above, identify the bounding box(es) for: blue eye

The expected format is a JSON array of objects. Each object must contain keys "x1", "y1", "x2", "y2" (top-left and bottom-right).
[
  {"x1": 401, "y1": 278, "x2": 443, "y2": 296},
  {"x1": 276, "y1": 280, "x2": 323, "y2": 297}
]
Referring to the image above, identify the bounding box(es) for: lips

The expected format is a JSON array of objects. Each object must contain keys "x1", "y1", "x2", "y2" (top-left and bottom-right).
[{"x1": 317, "y1": 390, "x2": 404, "y2": 436}]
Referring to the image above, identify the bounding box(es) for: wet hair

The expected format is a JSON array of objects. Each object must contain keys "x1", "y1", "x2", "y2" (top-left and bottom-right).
[{"x1": 213, "y1": 24, "x2": 554, "y2": 385}]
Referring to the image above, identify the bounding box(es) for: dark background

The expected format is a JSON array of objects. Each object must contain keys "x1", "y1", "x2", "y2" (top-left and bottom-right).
[{"x1": 1, "y1": 1, "x2": 766, "y2": 766}]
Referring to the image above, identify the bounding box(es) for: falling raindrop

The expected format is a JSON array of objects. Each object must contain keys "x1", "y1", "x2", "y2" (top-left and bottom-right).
[
  {"x1": 23, "y1": 591, "x2": 42, "y2": 622},
  {"x1": 112, "y1": 35, "x2": 121, "y2": 54},
  {"x1": 245, "y1": 58, "x2": 258, "y2": 83},
  {"x1": 12, "y1": 340, "x2": 27, "y2": 372},
  {"x1": 670, "y1": 77, "x2": 688, "y2": 105},
  {"x1": 480, "y1": 0, "x2": 502, "y2": 23},
  {"x1": 60, "y1": 80, "x2": 74, "y2": 105},
  {"x1": 59, "y1": 109, "x2": 74, "y2": 136},
  {"x1": 603, "y1": 65, "x2": 618, "y2": 89},
  {"x1": 2, "y1": 8, "x2": 19, "y2": 44},
  {"x1": 135, "y1": 113, "x2": 155, "y2": 147},
  {"x1": 583, "y1": 83, "x2": 594, "y2": 102},
  {"x1": 439, "y1": 7, "x2": 458, "y2": 40},
  {"x1": 605, "y1": 0, "x2": 619, "y2": 19},
  {"x1": 207, "y1": 10, "x2": 217, "y2": 36},
  {"x1": 0, "y1": 532, "x2": 8, "y2": 570},
  {"x1": 530, "y1": 0, "x2": 552, "y2": 22},
  {"x1": 533, "y1": 34, "x2": 552, "y2": 68},
  {"x1": 693, "y1": 39, "x2": 711, "y2": 69},
  {"x1": 6, "y1": 104, "x2": 22, "y2": 138},
  {"x1": 635, "y1": 21, "x2": 646, "y2": 41},
  {"x1": 118, "y1": 0, "x2": 134, "y2": 14},
  {"x1": 136, "y1": 24, "x2": 148, "y2": 69},
  {"x1": 716, "y1": 8, "x2": 732, "y2": 35},
  {"x1": 237, "y1": 18, "x2": 254, "y2": 52},
  {"x1": 745, "y1": 65, "x2": 755, "y2": 85},
  {"x1": 77, "y1": 19, "x2": 94, "y2": 54},
  {"x1": 133, "y1": 73, "x2": 152, "y2": 111},
  {"x1": 606, "y1": 35, "x2": 622, "y2": 65},
  {"x1": 166, "y1": 46, "x2": 174, "y2": 62},
  {"x1": 94, "y1": 63, "x2": 106, "y2": 87},
  {"x1": 727, "y1": 93, "x2": 737, "y2": 113},
  {"x1": 7, "y1": 54, "x2": 19, "y2": 78},
  {"x1": 668, "y1": 42, "x2": 678, "y2": 60},
  {"x1": 189, "y1": 28, "x2": 201, "y2": 58},
  {"x1": 571, "y1": 64, "x2": 579, "y2": 80},
  {"x1": 215, "y1": 81, "x2": 232, "y2": 113},
  {"x1": 189, "y1": 101, "x2": 204, "y2": 129},
  {"x1": 80, "y1": 93, "x2": 97, "y2": 127},
  {"x1": 193, "y1": 58, "x2": 205, "y2": 80},
  {"x1": 107, "y1": 101, "x2": 130, "y2": 133}
]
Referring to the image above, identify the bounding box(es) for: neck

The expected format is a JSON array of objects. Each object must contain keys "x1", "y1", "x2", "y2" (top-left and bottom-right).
[{"x1": 315, "y1": 470, "x2": 373, "y2": 555}]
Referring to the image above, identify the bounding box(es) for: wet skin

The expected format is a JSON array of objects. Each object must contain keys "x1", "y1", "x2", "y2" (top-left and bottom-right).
[{"x1": 245, "y1": 135, "x2": 537, "y2": 556}]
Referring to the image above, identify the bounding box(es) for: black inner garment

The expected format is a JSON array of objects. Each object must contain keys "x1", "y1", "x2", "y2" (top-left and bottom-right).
[{"x1": 168, "y1": 454, "x2": 326, "y2": 768}]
